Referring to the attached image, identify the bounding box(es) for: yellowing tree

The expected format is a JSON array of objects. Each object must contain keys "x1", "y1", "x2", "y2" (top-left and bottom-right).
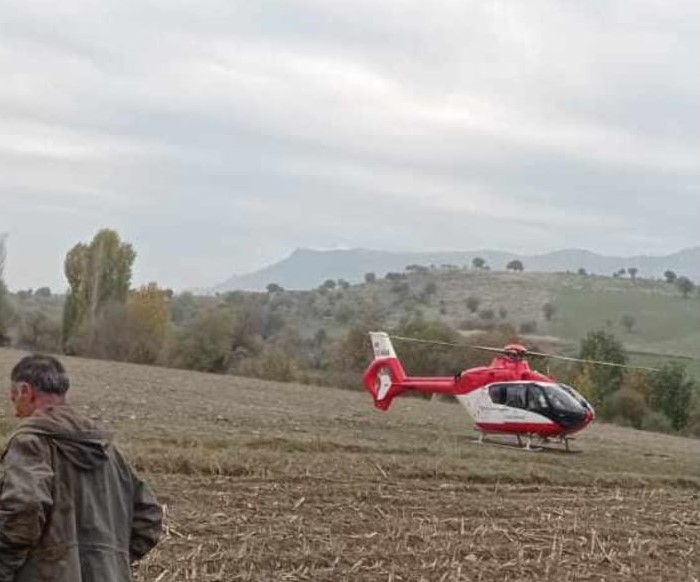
[{"x1": 125, "y1": 283, "x2": 170, "y2": 364}]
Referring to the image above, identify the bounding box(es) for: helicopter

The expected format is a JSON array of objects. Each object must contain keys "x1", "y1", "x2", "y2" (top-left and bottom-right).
[{"x1": 362, "y1": 332, "x2": 659, "y2": 452}]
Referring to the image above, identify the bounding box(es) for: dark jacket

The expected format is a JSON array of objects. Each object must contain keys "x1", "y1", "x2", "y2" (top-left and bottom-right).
[{"x1": 0, "y1": 404, "x2": 162, "y2": 582}]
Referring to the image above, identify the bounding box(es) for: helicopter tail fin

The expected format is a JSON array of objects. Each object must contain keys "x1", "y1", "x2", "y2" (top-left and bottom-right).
[{"x1": 362, "y1": 332, "x2": 408, "y2": 410}]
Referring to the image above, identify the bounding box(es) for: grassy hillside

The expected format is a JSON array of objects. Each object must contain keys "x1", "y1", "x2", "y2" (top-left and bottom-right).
[
  {"x1": 0, "y1": 349, "x2": 698, "y2": 581},
  {"x1": 285, "y1": 270, "x2": 699, "y2": 363}
]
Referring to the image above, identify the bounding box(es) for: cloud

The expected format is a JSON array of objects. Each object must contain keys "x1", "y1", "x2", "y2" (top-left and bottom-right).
[{"x1": 0, "y1": 0, "x2": 698, "y2": 290}]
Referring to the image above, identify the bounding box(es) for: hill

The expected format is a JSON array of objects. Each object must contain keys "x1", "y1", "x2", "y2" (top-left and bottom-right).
[
  {"x1": 247, "y1": 269, "x2": 700, "y2": 364},
  {"x1": 0, "y1": 348, "x2": 697, "y2": 581},
  {"x1": 212, "y1": 246, "x2": 700, "y2": 292}
]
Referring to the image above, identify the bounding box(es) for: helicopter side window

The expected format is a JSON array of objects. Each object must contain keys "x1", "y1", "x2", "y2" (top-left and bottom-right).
[
  {"x1": 505, "y1": 384, "x2": 527, "y2": 409},
  {"x1": 488, "y1": 384, "x2": 508, "y2": 405},
  {"x1": 526, "y1": 384, "x2": 549, "y2": 411}
]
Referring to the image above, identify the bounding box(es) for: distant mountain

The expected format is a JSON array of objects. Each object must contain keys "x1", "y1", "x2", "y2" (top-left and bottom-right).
[{"x1": 211, "y1": 247, "x2": 700, "y2": 292}]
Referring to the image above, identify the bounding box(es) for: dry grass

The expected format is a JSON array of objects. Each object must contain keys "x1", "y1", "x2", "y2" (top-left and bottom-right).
[{"x1": 1, "y1": 348, "x2": 698, "y2": 581}]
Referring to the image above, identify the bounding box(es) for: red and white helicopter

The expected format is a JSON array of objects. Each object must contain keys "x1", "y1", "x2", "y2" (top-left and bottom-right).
[{"x1": 362, "y1": 332, "x2": 655, "y2": 451}]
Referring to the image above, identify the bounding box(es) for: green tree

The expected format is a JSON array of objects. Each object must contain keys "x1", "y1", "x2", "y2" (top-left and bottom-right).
[
  {"x1": 620, "y1": 314, "x2": 636, "y2": 333},
  {"x1": 62, "y1": 229, "x2": 136, "y2": 348},
  {"x1": 16, "y1": 310, "x2": 62, "y2": 352},
  {"x1": 575, "y1": 330, "x2": 627, "y2": 406},
  {"x1": 479, "y1": 308, "x2": 495, "y2": 321},
  {"x1": 676, "y1": 276, "x2": 695, "y2": 299},
  {"x1": 664, "y1": 270, "x2": 677, "y2": 284},
  {"x1": 266, "y1": 283, "x2": 284, "y2": 293},
  {"x1": 466, "y1": 295, "x2": 481, "y2": 313},
  {"x1": 542, "y1": 302, "x2": 556, "y2": 321},
  {"x1": 650, "y1": 363, "x2": 696, "y2": 431},
  {"x1": 604, "y1": 388, "x2": 649, "y2": 428},
  {"x1": 506, "y1": 260, "x2": 524, "y2": 272},
  {"x1": 472, "y1": 257, "x2": 486, "y2": 270},
  {"x1": 364, "y1": 272, "x2": 376, "y2": 284},
  {"x1": 628, "y1": 267, "x2": 638, "y2": 280},
  {"x1": 170, "y1": 309, "x2": 235, "y2": 372}
]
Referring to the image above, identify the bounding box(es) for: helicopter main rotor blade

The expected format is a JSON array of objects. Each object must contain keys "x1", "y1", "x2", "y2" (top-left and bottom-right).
[
  {"x1": 471, "y1": 345, "x2": 512, "y2": 354},
  {"x1": 389, "y1": 335, "x2": 463, "y2": 348},
  {"x1": 525, "y1": 350, "x2": 660, "y2": 372},
  {"x1": 389, "y1": 335, "x2": 663, "y2": 372}
]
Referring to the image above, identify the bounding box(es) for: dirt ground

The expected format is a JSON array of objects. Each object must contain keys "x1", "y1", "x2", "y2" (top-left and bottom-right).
[{"x1": 1, "y1": 349, "x2": 698, "y2": 581}]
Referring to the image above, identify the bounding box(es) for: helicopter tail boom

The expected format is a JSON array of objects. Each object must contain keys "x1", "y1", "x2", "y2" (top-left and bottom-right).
[{"x1": 363, "y1": 332, "x2": 458, "y2": 410}]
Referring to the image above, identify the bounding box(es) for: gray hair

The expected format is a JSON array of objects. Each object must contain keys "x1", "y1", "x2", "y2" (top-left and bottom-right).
[{"x1": 11, "y1": 354, "x2": 70, "y2": 395}]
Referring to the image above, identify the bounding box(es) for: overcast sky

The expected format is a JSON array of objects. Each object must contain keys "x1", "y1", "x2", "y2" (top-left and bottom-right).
[{"x1": 1, "y1": 0, "x2": 698, "y2": 291}]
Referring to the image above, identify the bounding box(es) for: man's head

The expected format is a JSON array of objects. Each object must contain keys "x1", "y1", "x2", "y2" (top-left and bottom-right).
[{"x1": 10, "y1": 354, "x2": 70, "y2": 418}]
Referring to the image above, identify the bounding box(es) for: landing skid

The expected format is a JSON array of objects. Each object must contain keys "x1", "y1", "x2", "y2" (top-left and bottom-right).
[{"x1": 472, "y1": 432, "x2": 581, "y2": 454}]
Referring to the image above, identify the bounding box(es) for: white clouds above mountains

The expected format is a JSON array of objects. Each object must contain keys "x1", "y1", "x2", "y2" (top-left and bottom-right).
[{"x1": 1, "y1": 0, "x2": 698, "y2": 289}]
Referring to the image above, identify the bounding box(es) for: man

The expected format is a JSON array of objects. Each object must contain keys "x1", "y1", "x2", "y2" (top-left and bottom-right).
[{"x1": 0, "y1": 354, "x2": 163, "y2": 581}]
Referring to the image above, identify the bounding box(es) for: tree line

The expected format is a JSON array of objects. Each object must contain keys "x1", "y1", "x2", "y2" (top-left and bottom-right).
[{"x1": 1, "y1": 230, "x2": 698, "y2": 437}]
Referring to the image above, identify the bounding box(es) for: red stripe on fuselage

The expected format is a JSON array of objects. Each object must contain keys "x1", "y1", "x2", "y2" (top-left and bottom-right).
[{"x1": 476, "y1": 422, "x2": 562, "y2": 436}]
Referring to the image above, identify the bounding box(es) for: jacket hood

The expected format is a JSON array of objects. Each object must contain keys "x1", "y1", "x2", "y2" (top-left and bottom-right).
[{"x1": 12, "y1": 404, "x2": 111, "y2": 470}]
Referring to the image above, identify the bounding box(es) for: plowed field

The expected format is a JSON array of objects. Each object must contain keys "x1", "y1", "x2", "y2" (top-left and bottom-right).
[{"x1": 1, "y1": 349, "x2": 698, "y2": 581}]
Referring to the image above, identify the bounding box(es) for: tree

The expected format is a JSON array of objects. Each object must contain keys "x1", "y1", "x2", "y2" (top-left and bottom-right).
[
  {"x1": 170, "y1": 309, "x2": 235, "y2": 372},
  {"x1": 519, "y1": 320, "x2": 538, "y2": 334},
  {"x1": 16, "y1": 310, "x2": 62, "y2": 352},
  {"x1": 676, "y1": 276, "x2": 695, "y2": 299},
  {"x1": 0, "y1": 234, "x2": 12, "y2": 346},
  {"x1": 506, "y1": 260, "x2": 524, "y2": 272},
  {"x1": 604, "y1": 388, "x2": 649, "y2": 429},
  {"x1": 338, "y1": 279, "x2": 351, "y2": 290},
  {"x1": 575, "y1": 330, "x2": 627, "y2": 406},
  {"x1": 472, "y1": 257, "x2": 486, "y2": 270},
  {"x1": 321, "y1": 279, "x2": 337, "y2": 290},
  {"x1": 466, "y1": 295, "x2": 481, "y2": 313},
  {"x1": 478, "y1": 308, "x2": 495, "y2": 321},
  {"x1": 664, "y1": 270, "x2": 678, "y2": 284},
  {"x1": 266, "y1": 283, "x2": 284, "y2": 293},
  {"x1": 620, "y1": 314, "x2": 636, "y2": 333},
  {"x1": 62, "y1": 229, "x2": 136, "y2": 349},
  {"x1": 650, "y1": 363, "x2": 696, "y2": 431},
  {"x1": 628, "y1": 267, "x2": 638, "y2": 281},
  {"x1": 498, "y1": 307, "x2": 508, "y2": 319},
  {"x1": 364, "y1": 272, "x2": 376, "y2": 284},
  {"x1": 35, "y1": 287, "x2": 52, "y2": 298},
  {"x1": 542, "y1": 302, "x2": 556, "y2": 321},
  {"x1": 123, "y1": 283, "x2": 171, "y2": 364},
  {"x1": 577, "y1": 268, "x2": 588, "y2": 276}
]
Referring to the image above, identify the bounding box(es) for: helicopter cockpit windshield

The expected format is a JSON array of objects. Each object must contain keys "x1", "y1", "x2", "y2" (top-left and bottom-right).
[{"x1": 542, "y1": 384, "x2": 582, "y2": 413}]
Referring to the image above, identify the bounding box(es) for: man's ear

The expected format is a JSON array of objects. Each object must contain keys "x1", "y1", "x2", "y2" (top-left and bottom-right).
[{"x1": 19, "y1": 382, "x2": 36, "y2": 401}]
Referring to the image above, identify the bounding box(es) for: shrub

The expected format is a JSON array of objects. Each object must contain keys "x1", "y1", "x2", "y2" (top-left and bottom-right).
[
  {"x1": 519, "y1": 321, "x2": 538, "y2": 334},
  {"x1": 602, "y1": 388, "x2": 649, "y2": 429},
  {"x1": 465, "y1": 295, "x2": 481, "y2": 313},
  {"x1": 478, "y1": 309, "x2": 495, "y2": 321},
  {"x1": 16, "y1": 311, "x2": 62, "y2": 352},
  {"x1": 641, "y1": 412, "x2": 673, "y2": 434}
]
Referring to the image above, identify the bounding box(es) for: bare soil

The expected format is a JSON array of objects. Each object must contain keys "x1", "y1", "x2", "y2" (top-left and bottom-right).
[{"x1": 1, "y1": 349, "x2": 698, "y2": 581}]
